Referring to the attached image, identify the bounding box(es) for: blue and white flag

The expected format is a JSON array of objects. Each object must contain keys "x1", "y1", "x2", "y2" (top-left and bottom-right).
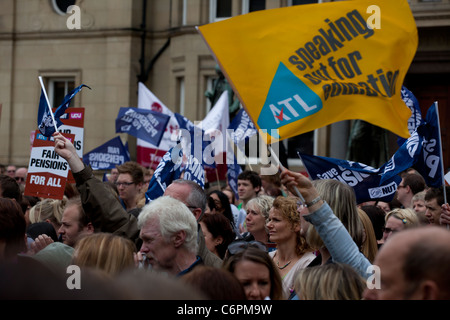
[
  {"x1": 83, "y1": 136, "x2": 130, "y2": 170},
  {"x1": 398, "y1": 86, "x2": 423, "y2": 146},
  {"x1": 174, "y1": 113, "x2": 215, "y2": 168},
  {"x1": 299, "y1": 152, "x2": 401, "y2": 204},
  {"x1": 115, "y1": 107, "x2": 170, "y2": 146},
  {"x1": 145, "y1": 145, "x2": 183, "y2": 202},
  {"x1": 381, "y1": 102, "x2": 443, "y2": 187},
  {"x1": 37, "y1": 84, "x2": 90, "y2": 137},
  {"x1": 227, "y1": 108, "x2": 257, "y2": 149}
]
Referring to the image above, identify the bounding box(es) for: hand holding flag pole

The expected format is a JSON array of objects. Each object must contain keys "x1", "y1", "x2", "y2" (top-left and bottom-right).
[{"x1": 38, "y1": 76, "x2": 59, "y2": 134}]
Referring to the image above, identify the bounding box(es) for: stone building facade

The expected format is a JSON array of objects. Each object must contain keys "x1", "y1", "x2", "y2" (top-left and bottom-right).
[{"x1": 1, "y1": 0, "x2": 449, "y2": 171}]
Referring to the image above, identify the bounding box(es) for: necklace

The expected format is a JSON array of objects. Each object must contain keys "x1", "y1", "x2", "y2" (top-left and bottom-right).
[
  {"x1": 277, "y1": 260, "x2": 292, "y2": 270},
  {"x1": 274, "y1": 252, "x2": 292, "y2": 270}
]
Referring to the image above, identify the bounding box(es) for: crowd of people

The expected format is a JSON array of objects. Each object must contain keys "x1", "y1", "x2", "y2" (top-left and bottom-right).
[{"x1": 1, "y1": 132, "x2": 450, "y2": 301}]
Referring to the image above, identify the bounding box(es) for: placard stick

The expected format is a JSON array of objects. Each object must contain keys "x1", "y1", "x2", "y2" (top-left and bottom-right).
[
  {"x1": 435, "y1": 102, "x2": 447, "y2": 205},
  {"x1": 268, "y1": 145, "x2": 306, "y2": 203},
  {"x1": 38, "y1": 76, "x2": 59, "y2": 133}
]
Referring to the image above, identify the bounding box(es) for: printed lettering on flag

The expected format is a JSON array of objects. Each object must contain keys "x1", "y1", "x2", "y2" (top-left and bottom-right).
[
  {"x1": 115, "y1": 107, "x2": 170, "y2": 147},
  {"x1": 299, "y1": 152, "x2": 401, "y2": 203},
  {"x1": 198, "y1": 0, "x2": 417, "y2": 143},
  {"x1": 83, "y1": 136, "x2": 130, "y2": 170},
  {"x1": 381, "y1": 103, "x2": 443, "y2": 188}
]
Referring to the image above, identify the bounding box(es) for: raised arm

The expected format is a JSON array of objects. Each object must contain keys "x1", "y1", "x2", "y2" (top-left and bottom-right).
[
  {"x1": 53, "y1": 133, "x2": 140, "y2": 243},
  {"x1": 280, "y1": 169, "x2": 372, "y2": 278}
]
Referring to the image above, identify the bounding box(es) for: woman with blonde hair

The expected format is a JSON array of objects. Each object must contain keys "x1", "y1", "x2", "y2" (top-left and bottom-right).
[
  {"x1": 382, "y1": 208, "x2": 420, "y2": 243},
  {"x1": 29, "y1": 196, "x2": 67, "y2": 235},
  {"x1": 266, "y1": 196, "x2": 315, "y2": 298},
  {"x1": 72, "y1": 232, "x2": 136, "y2": 277},
  {"x1": 306, "y1": 179, "x2": 365, "y2": 265},
  {"x1": 294, "y1": 262, "x2": 365, "y2": 300}
]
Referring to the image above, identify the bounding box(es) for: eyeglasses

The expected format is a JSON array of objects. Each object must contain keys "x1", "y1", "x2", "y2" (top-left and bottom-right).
[
  {"x1": 227, "y1": 240, "x2": 267, "y2": 255},
  {"x1": 15, "y1": 177, "x2": 25, "y2": 182},
  {"x1": 115, "y1": 181, "x2": 134, "y2": 187}
]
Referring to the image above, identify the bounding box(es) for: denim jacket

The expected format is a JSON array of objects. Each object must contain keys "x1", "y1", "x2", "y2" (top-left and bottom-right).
[{"x1": 303, "y1": 201, "x2": 372, "y2": 279}]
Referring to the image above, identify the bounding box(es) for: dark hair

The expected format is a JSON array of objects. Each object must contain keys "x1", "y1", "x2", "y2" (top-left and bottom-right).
[
  {"x1": 402, "y1": 173, "x2": 426, "y2": 195},
  {"x1": 117, "y1": 161, "x2": 144, "y2": 184},
  {"x1": 360, "y1": 205, "x2": 386, "y2": 241},
  {"x1": 200, "y1": 213, "x2": 235, "y2": 259},
  {"x1": 208, "y1": 190, "x2": 235, "y2": 230},
  {"x1": 182, "y1": 266, "x2": 247, "y2": 300},
  {"x1": 0, "y1": 198, "x2": 27, "y2": 259},
  {"x1": 27, "y1": 222, "x2": 58, "y2": 242},
  {"x1": 237, "y1": 170, "x2": 262, "y2": 189},
  {"x1": 425, "y1": 186, "x2": 450, "y2": 206},
  {"x1": 223, "y1": 247, "x2": 284, "y2": 300},
  {"x1": 0, "y1": 174, "x2": 22, "y2": 202}
]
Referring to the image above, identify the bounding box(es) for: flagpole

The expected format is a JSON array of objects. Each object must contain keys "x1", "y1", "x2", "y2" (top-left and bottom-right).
[
  {"x1": 435, "y1": 102, "x2": 447, "y2": 206},
  {"x1": 38, "y1": 76, "x2": 59, "y2": 133},
  {"x1": 268, "y1": 145, "x2": 306, "y2": 203}
]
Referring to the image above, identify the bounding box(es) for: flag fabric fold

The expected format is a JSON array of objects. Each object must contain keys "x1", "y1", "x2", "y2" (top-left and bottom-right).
[
  {"x1": 299, "y1": 152, "x2": 401, "y2": 204},
  {"x1": 398, "y1": 86, "x2": 423, "y2": 146},
  {"x1": 381, "y1": 103, "x2": 443, "y2": 188},
  {"x1": 198, "y1": 0, "x2": 418, "y2": 143},
  {"x1": 115, "y1": 107, "x2": 170, "y2": 147},
  {"x1": 37, "y1": 84, "x2": 90, "y2": 137},
  {"x1": 83, "y1": 136, "x2": 130, "y2": 170},
  {"x1": 137, "y1": 82, "x2": 179, "y2": 168}
]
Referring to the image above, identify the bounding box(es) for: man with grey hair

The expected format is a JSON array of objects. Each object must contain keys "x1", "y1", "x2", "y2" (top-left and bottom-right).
[
  {"x1": 53, "y1": 132, "x2": 221, "y2": 267},
  {"x1": 163, "y1": 179, "x2": 223, "y2": 268},
  {"x1": 138, "y1": 196, "x2": 201, "y2": 275}
]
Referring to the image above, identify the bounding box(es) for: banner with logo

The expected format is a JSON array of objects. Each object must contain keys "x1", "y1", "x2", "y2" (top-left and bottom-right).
[
  {"x1": 24, "y1": 131, "x2": 75, "y2": 200},
  {"x1": 299, "y1": 152, "x2": 401, "y2": 204},
  {"x1": 198, "y1": 0, "x2": 417, "y2": 143}
]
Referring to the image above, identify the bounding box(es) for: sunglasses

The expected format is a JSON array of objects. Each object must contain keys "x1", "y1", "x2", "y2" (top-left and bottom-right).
[
  {"x1": 227, "y1": 240, "x2": 267, "y2": 255},
  {"x1": 15, "y1": 177, "x2": 25, "y2": 182}
]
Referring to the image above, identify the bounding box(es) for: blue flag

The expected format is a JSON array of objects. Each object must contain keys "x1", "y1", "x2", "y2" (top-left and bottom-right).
[
  {"x1": 115, "y1": 107, "x2": 170, "y2": 146},
  {"x1": 174, "y1": 113, "x2": 215, "y2": 168},
  {"x1": 145, "y1": 145, "x2": 183, "y2": 202},
  {"x1": 299, "y1": 152, "x2": 401, "y2": 204},
  {"x1": 83, "y1": 136, "x2": 130, "y2": 170},
  {"x1": 381, "y1": 103, "x2": 443, "y2": 187},
  {"x1": 37, "y1": 84, "x2": 90, "y2": 137},
  {"x1": 227, "y1": 108, "x2": 257, "y2": 149},
  {"x1": 398, "y1": 86, "x2": 423, "y2": 146},
  {"x1": 226, "y1": 148, "x2": 242, "y2": 201}
]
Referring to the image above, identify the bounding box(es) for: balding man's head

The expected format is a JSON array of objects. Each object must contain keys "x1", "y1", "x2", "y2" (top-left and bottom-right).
[{"x1": 365, "y1": 226, "x2": 450, "y2": 300}]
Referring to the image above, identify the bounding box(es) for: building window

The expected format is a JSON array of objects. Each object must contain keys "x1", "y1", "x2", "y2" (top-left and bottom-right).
[
  {"x1": 51, "y1": 0, "x2": 77, "y2": 15},
  {"x1": 242, "y1": 0, "x2": 266, "y2": 14},
  {"x1": 210, "y1": 0, "x2": 232, "y2": 22},
  {"x1": 48, "y1": 78, "x2": 75, "y2": 108},
  {"x1": 177, "y1": 77, "x2": 185, "y2": 115}
]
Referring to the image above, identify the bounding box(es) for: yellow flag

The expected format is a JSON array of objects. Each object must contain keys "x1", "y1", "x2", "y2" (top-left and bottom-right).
[{"x1": 198, "y1": 0, "x2": 417, "y2": 144}]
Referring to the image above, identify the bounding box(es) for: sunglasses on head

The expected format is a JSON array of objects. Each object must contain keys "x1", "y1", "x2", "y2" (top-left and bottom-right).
[{"x1": 227, "y1": 240, "x2": 267, "y2": 255}]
